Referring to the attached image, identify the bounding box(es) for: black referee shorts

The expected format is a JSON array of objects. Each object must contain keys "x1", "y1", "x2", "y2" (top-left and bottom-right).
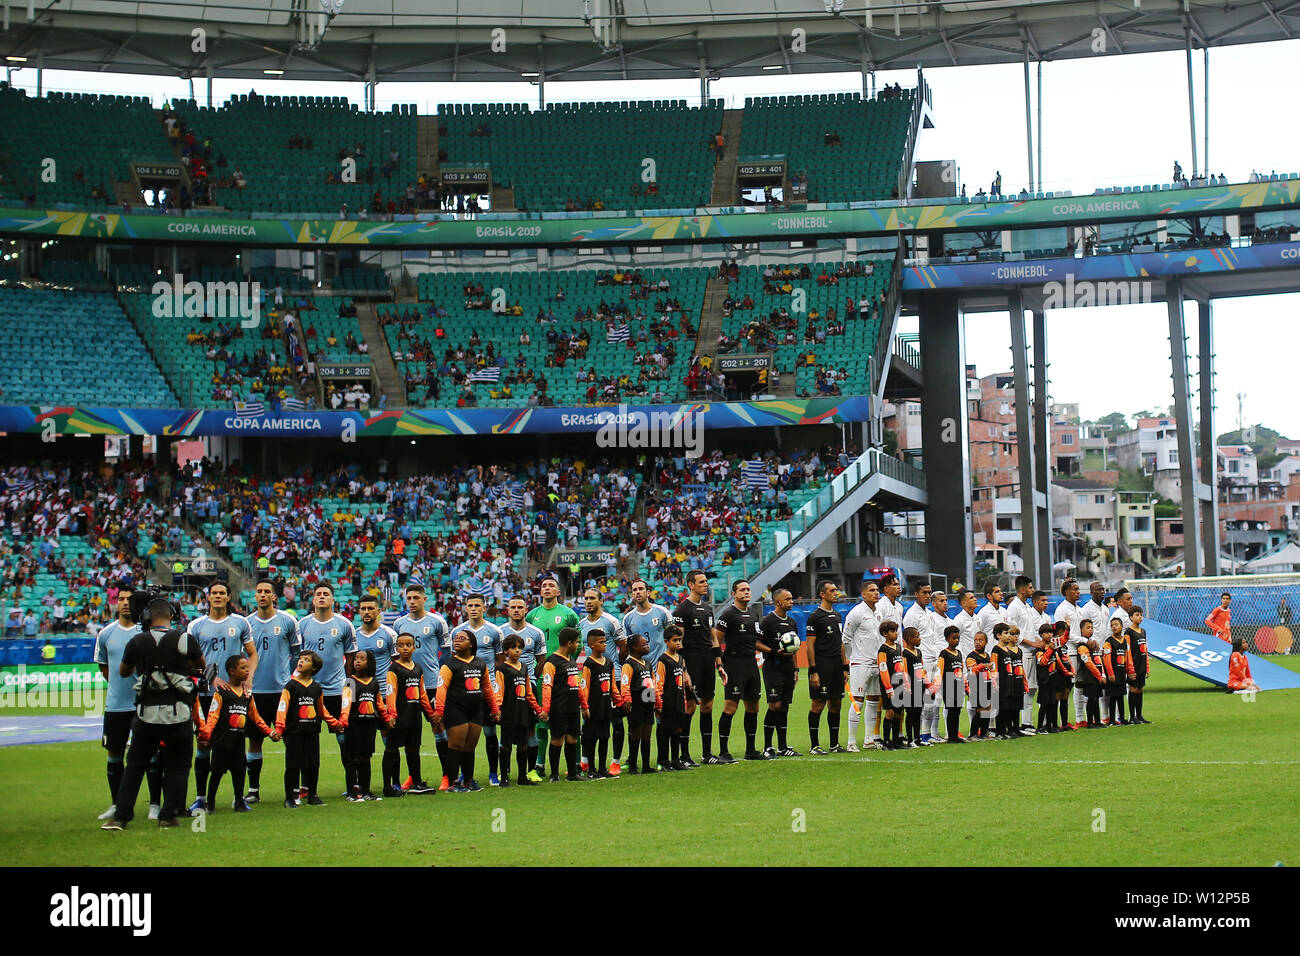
[
  {"x1": 684, "y1": 649, "x2": 716, "y2": 701},
  {"x1": 809, "y1": 660, "x2": 845, "y2": 700},
  {"x1": 723, "y1": 656, "x2": 761, "y2": 702}
]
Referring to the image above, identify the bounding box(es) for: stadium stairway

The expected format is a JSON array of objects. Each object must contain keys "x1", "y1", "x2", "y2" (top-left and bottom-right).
[
  {"x1": 416, "y1": 115, "x2": 440, "y2": 189},
  {"x1": 708, "y1": 109, "x2": 744, "y2": 205},
  {"x1": 357, "y1": 302, "x2": 407, "y2": 409},
  {"x1": 745, "y1": 449, "x2": 928, "y2": 599},
  {"x1": 694, "y1": 273, "x2": 729, "y2": 367},
  {"x1": 174, "y1": 519, "x2": 255, "y2": 598}
]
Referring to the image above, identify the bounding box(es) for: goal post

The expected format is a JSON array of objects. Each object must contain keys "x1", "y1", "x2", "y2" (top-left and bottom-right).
[{"x1": 1125, "y1": 573, "x2": 1300, "y2": 655}]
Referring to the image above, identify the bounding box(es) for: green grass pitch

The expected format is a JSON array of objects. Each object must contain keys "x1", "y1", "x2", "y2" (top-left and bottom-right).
[{"x1": 2, "y1": 660, "x2": 1297, "y2": 867}]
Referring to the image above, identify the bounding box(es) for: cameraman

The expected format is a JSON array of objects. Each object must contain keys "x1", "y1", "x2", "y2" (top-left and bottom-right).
[{"x1": 101, "y1": 592, "x2": 205, "y2": 830}]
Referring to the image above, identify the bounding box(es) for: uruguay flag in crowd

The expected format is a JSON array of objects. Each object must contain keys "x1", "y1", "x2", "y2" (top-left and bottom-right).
[
  {"x1": 469, "y1": 367, "x2": 501, "y2": 383},
  {"x1": 607, "y1": 323, "x2": 630, "y2": 343},
  {"x1": 282, "y1": 397, "x2": 306, "y2": 411},
  {"x1": 234, "y1": 401, "x2": 266, "y2": 418},
  {"x1": 742, "y1": 460, "x2": 767, "y2": 490}
]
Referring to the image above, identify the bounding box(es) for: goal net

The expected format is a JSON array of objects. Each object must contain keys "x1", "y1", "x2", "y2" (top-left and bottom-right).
[{"x1": 1125, "y1": 574, "x2": 1300, "y2": 655}]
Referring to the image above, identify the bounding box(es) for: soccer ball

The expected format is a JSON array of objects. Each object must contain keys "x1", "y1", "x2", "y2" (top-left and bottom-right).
[{"x1": 779, "y1": 633, "x2": 801, "y2": 654}]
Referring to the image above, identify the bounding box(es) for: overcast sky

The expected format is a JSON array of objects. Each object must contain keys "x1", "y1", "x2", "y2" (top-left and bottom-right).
[{"x1": 8, "y1": 39, "x2": 1298, "y2": 437}]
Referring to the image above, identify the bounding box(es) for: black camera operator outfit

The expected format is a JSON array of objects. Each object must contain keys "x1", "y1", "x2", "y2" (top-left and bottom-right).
[{"x1": 111, "y1": 595, "x2": 205, "y2": 826}]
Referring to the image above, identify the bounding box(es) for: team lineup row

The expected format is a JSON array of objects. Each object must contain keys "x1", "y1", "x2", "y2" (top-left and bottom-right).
[{"x1": 96, "y1": 572, "x2": 1157, "y2": 829}]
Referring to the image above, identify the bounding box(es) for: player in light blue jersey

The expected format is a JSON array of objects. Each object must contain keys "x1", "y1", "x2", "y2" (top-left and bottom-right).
[
  {"x1": 581, "y1": 587, "x2": 628, "y2": 774},
  {"x1": 93, "y1": 586, "x2": 143, "y2": 820},
  {"x1": 393, "y1": 583, "x2": 451, "y2": 781},
  {"x1": 244, "y1": 579, "x2": 300, "y2": 803},
  {"x1": 187, "y1": 582, "x2": 255, "y2": 811},
  {"x1": 450, "y1": 594, "x2": 506, "y2": 784},
  {"x1": 296, "y1": 583, "x2": 357, "y2": 782},
  {"x1": 623, "y1": 579, "x2": 673, "y2": 671},
  {"x1": 500, "y1": 594, "x2": 547, "y2": 783},
  {"x1": 356, "y1": 595, "x2": 398, "y2": 686}
]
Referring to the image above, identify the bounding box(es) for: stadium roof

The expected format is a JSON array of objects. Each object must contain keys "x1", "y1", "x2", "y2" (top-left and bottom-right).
[{"x1": 1, "y1": 1, "x2": 1297, "y2": 87}]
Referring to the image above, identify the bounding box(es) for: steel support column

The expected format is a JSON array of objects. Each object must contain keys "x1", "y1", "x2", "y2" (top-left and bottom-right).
[
  {"x1": 1198, "y1": 299, "x2": 1220, "y2": 574},
  {"x1": 920, "y1": 292, "x2": 974, "y2": 589},
  {"x1": 1185, "y1": 29, "x2": 1199, "y2": 179},
  {"x1": 1010, "y1": 292, "x2": 1040, "y2": 581},
  {"x1": 1167, "y1": 279, "x2": 1202, "y2": 576},
  {"x1": 1022, "y1": 52, "x2": 1035, "y2": 193},
  {"x1": 1032, "y1": 308, "x2": 1053, "y2": 576}
]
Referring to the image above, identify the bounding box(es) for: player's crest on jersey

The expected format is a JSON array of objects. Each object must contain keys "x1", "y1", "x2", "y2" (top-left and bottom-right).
[
  {"x1": 554, "y1": 615, "x2": 561, "y2": 625},
  {"x1": 375, "y1": 638, "x2": 384, "y2": 649},
  {"x1": 274, "y1": 626, "x2": 281, "y2": 634},
  {"x1": 543, "y1": 673, "x2": 553, "y2": 685},
  {"x1": 422, "y1": 625, "x2": 430, "y2": 635},
  {"x1": 227, "y1": 626, "x2": 236, "y2": 637},
  {"x1": 330, "y1": 627, "x2": 338, "y2": 637}
]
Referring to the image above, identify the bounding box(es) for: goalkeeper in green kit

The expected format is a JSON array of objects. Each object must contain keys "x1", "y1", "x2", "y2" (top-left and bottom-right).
[{"x1": 525, "y1": 574, "x2": 580, "y2": 778}]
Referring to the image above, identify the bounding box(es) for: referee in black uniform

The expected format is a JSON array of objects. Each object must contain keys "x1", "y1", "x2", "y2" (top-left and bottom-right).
[
  {"x1": 672, "y1": 569, "x2": 715, "y2": 766},
  {"x1": 713, "y1": 579, "x2": 771, "y2": 762},
  {"x1": 805, "y1": 579, "x2": 849, "y2": 754}
]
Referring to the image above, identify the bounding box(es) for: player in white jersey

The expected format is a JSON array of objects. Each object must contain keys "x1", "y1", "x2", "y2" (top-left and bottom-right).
[
  {"x1": 903, "y1": 582, "x2": 941, "y2": 742},
  {"x1": 927, "y1": 590, "x2": 954, "y2": 739},
  {"x1": 1079, "y1": 581, "x2": 1111, "y2": 722},
  {"x1": 1004, "y1": 575, "x2": 1040, "y2": 734},
  {"x1": 952, "y1": 588, "x2": 980, "y2": 660},
  {"x1": 1054, "y1": 578, "x2": 1086, "y2": 726},
  {"x1": 977, "y1": 582, "x2": 1007, "y2": 637},
  {"x1": 843, "y1": 580, "x2": 883, "y2": 750},
  {"x1": 1111, "y1": 587, "x2": 1134, "y2": 632},
  {"x1": 875, "y1": 575, "x2": 904, "y2": 629}
]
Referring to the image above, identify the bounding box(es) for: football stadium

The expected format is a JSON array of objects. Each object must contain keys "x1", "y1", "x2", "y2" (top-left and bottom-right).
[{"x1": 1, "y1": 0, "x2": 1299, "y2": 893}]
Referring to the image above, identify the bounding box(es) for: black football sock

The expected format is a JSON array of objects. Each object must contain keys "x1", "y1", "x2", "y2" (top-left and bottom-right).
[
  {"x1": 206, "y1": 768, "x2": 222, "y2": 808},
  {"x1": 656, "y1": 724, "x2": 671, "y2": 767},
  {"x1": 566, "y1": 741, "x2": 581, "y2": 777},
  {"x1": 700, "y1": 712, "x2": 713, "y2": 758},
  {"x1": 284, "y1": 768, "x2": 298, "y2": 803},
  {"x1": 231, "y1": 762, "x2": 246, "y2": 804},
  {"x1": 1060, "y1": 699, "x2": 1070, "y2": 727},
  {"x1": 611, "y1": 719, "x2": 625, "y2": 761},
  {"x1": 406, "y1": 743, "x2": 421, "y2": 784},
  {"x1": 670, "y1": 732, "x2": 680, "y2": 764},
  {"x1": 527, "y1": 744, "x2": 539, "y2": 774},
  {"x1": 485, "y1": 731, "x2": 499, "y2": 777},
  {"x1": 640, "y1": 737, "x2": 651, "y2": 769},
  {"x1": 827, "y1": 710, "x2": 840, "y2": 748},
  {"x1": 436, "y1": 737, "x2": 450, "y2": 776},
  {"x1": 356, "y1": 761, "x2": 371, "y2": 796},
  {"x1": 107, "y1": 758, "x2": 123, "y2": 804},
  {"x1": 946, "y1": 707, "x2": 960, "y2": 740},
  {"x1": 744, "y1": 710, "x2": 757, "y2": 752},
  {"x1": 763, "y1": 711, "x2": 775, "y2": 749},
  {"x1": 598, "y1": 737, "x2": 608, "y2": 774},
  {"x1": 536, "y1": 728, "x2": 549, "y2": 772},
  {"x1": 461, "y1": 748, "x2": 477, "y2": 785},
  {"x1": 717, "y1": 711, "x2": 733, "y2": 754},
  {"x1": 194, "y1": 751, "x2": 210, "y2": 800},
  {"x1": 583, "y1": 738, "x2": 596, "y2": 773},
  {"x1": 678, "y1": 714, "x2": 693, "y2": 761},
  {"x1": 382, "y1": 749, "x2": 399, "y2": 789},
  {"x1": 343, "y1": 760, "x2": 357, "y2": 794},
  {"x1": 517, "y1": 745, "x2": 529, "y2": 780},
  {"x1": 441, "y1": 747, "x2": 460, "y2": 783},
  {"x1": 247, "y1": 752, "x2": 262, "y2": 790},
  {"x1": 777, "y1": 710, "x2": 789, "y2": 750},
  {"x1": 808, "y1": 710, "x2": 821, "y2": 749},
  {"x1": 303, "y1": 766, "x2": 319, "y2": 798},
  {"x1": 548, "y1": 743, "x2": 562, "y2": 779}
]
